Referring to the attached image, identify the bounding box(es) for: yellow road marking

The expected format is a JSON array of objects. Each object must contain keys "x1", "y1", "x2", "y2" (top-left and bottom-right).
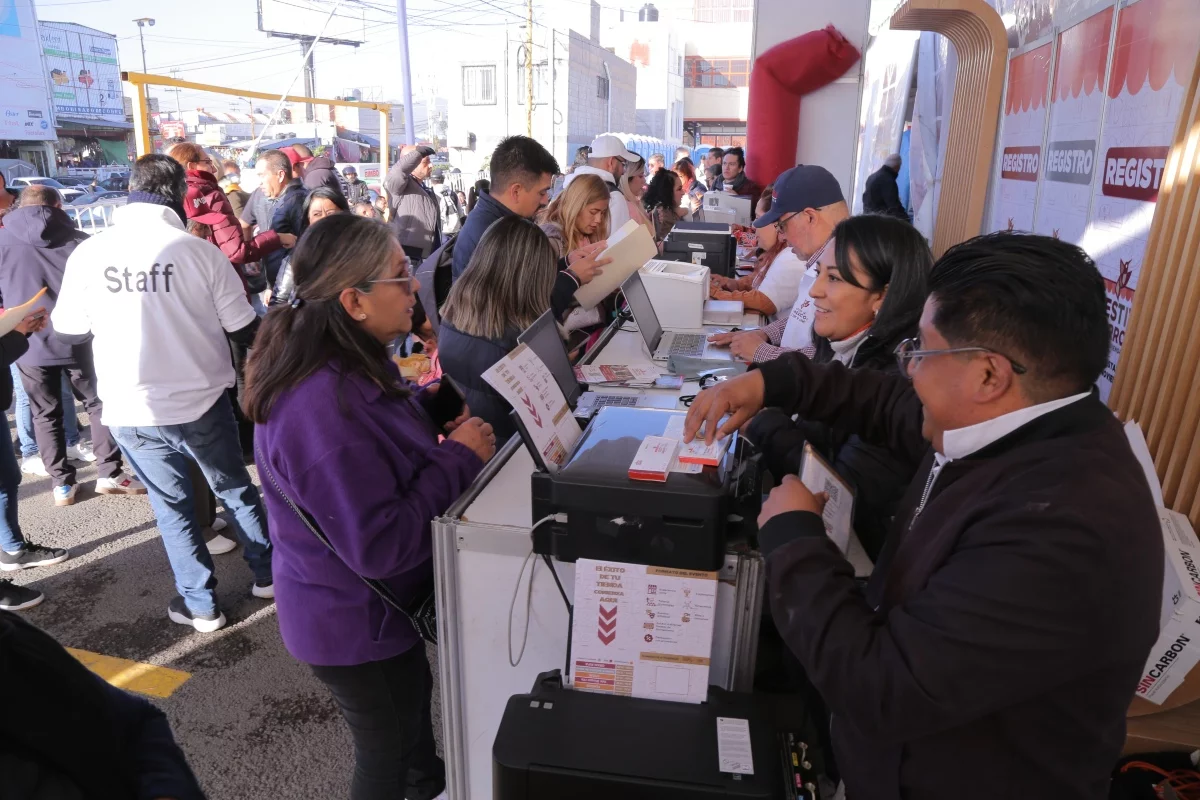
[{"x1": 66, "y1": 648, "x2": 191, "y2": 698}]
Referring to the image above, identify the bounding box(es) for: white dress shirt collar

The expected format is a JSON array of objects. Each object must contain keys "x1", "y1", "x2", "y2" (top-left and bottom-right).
[{"x1": 940, "y1": 392, "x2": 1091, "y2": 461}]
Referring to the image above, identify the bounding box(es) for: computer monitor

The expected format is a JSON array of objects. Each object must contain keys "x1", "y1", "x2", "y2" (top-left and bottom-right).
[
  {"x1": 620, "y1": 272, "x2": 663, "y2": 354},
  {"x1": 701, "y1": 191, "x2": 752, "y2": 226},
  {"x1": 517, "y1": 310, "x2": 581, "y2": 407}
]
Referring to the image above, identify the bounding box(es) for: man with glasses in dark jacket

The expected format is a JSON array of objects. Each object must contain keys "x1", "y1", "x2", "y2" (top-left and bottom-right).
[{"x1": 684, "y1": 232, "x2": 1161, "y2": 800}]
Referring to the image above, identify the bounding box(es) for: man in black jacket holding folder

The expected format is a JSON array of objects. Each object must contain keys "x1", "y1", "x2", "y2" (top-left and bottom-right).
[{"x1": 684, "y1": 232, "x2": 1161, "y2": 800}]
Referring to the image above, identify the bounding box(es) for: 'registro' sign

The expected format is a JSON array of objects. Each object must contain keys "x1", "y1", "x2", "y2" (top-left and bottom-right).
[
  {"x1": 1044, "y1": 139, "x2": 1097, "y2": 184},
  {"x1": 1101, "y1": 146, "x2": 1169, "y2": 203}
]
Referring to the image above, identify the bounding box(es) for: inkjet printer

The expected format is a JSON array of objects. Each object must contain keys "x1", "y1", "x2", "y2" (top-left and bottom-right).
[
  {"x1": 661, "y1": 220, "x2": 737, "y2": 278},
  {"x1": 494, "y1": 671, "x2": 819, "y2": 800},
  {"x1": 526, "y1": 406, "x2": 761, "y2": 571}
]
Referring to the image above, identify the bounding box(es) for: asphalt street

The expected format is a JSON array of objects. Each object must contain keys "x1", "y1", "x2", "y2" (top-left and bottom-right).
[{"x1": 6, "y1": 412, "x2": 444, "y2": 799}]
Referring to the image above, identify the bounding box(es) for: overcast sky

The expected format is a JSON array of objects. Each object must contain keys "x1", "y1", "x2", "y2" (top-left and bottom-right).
[{"x1": 45, "y1": 0, "x2": 539, "y2": 116}]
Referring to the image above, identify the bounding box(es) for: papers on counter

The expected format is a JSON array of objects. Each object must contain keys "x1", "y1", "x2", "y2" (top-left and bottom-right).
[
  {"x1": 574, "y1": 364, "x2": 661, "y2": 385},
  {"x1": 482, "y1": 343, "x2": 580, "y2": 472},
  {"x1": 570, "y1": 558, "x2": 718, "y2": 704}
]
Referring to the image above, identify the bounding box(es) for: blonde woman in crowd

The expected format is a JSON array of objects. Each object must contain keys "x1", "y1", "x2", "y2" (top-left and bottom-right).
[{"x1": 538, "y1": 173, "x2": 611, "y2": 259}]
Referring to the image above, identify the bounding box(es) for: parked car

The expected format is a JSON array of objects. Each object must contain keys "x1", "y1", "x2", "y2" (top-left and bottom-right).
[
  {"x1": 8, "y1": 177, "x2": 85, "y2": 202},
  {"x1": 98, "y1": 175, "x2": 128, "y2": 191},
  {"x1": 69, "y1": 190, "x2": 128, "y2": 205},
  {"x1": 56, "y1": 176, "x2": 92, "y2": 188}
]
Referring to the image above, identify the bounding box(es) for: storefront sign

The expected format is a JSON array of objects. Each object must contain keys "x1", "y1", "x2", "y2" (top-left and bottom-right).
[
  {"x1": 0, "y1": 0, "x2": 56, "y2": 142},
  {"x1": 988, "y1": 42, "x2": 1052, "y2": 232},
  {"x1": 1082, "y1": 0, "x2": 1200, "y2": 400},
  {"x1": 39, "y1": 22, "x2": 123, "y2": 125},
  {"x1": 160, "y1": 121, "x2": 186, "y2": 140}
]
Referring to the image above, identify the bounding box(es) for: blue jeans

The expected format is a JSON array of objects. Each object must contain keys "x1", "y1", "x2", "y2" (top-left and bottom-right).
[
  {"x1": 11, "y1": 363, "x2": 78, "y2": 457},
  {"x1": 110, "y1": 395, "x2": 272, "y2": 616},
  {"x1": 0, "y1": 426, "x2": 25, "y2": 552}
]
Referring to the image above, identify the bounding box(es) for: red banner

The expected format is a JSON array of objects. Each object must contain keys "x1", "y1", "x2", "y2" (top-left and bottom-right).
[
  {"x1": 1001, "y1": 146, "x2": 1041, "y2": 182},
  {"x1": 1101, "y1": 146, "x2": 1170, "y2": 202}
]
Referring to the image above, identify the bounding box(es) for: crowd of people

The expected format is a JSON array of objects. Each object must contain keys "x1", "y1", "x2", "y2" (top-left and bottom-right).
[{"x1": 0, "y1": 122, "x2": 1167, "y2": 800}]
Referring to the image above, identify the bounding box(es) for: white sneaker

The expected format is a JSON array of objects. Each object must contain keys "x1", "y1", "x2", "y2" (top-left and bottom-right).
[
  {"x1": 206, "y1": 533, "x2": 237, "y2": 555},
  {"x1": 66, "y1": 442, "x2": 96, "y2": 463},
  {"x1": 251, "y1": 580, "x2": 275, "y2": 600},
  {"x1": 20, "y1": 456, "x2": 47, "y2": 477},
  {"x1": 211, "y1": 518, "x2": 228, "y2": 532},
  {"x1": 95, "y1": 473, "x2": 147, "y2": 495}
]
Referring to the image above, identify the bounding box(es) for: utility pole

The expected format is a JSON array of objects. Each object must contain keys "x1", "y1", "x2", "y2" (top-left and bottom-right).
[
  {"x1": 133, "y1": 17, "x2": 154, "y2": 108},
  {"x1": 395, "y1": 0, "x2": 416, "y2": 145},
  {"x1": 168, "y1": 69, "x2": 183, "y2": 118},
  {"x1": 243, "y1": 98, "x2": 256, "y2": 140},
  {"x1": 526, "y1": 0, "x2": 534, "y2": 137}
]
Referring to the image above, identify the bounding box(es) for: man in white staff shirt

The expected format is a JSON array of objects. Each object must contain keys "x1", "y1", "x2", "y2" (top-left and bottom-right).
[{"x1": 53, "y1": 154, "x2": 273, "y2": 633}]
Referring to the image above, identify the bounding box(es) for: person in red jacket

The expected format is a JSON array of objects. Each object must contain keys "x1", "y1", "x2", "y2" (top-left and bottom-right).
[{"x1": 167, "y1": 142, "x2": 296, "y2": 287}]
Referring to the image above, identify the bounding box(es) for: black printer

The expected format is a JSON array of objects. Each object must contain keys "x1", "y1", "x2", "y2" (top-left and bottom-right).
[
  {"x1": 530, "y1": 406, "x2": 761, "y2": 571},
  {"x1": 494, "y1": 671, "x2": 816, "y2": 800},
  {"x1": 661, "y1": 220, "x2": 737, "y2": 277}
]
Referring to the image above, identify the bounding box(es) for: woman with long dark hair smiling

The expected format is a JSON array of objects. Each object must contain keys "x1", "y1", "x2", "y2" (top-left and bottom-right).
[
  {"x1": 244, "y1": 213, "x2": 495, "y2": 800},
  {"x1": 746, "y1": 213, "x2": 933, "y2": 560}
]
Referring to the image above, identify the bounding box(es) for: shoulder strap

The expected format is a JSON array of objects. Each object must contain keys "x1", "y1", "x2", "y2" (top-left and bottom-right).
[{"x1": 254, "y1": 443, "x2": 418, "y2": 627}]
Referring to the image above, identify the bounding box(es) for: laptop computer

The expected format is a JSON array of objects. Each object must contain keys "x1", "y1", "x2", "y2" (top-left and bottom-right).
[
  {"x1": 516, "y1": 310, "x2": 678, "y2": 419},
  {"x1": 621, "y1": 272, "x2": 734, "y2": 365}
]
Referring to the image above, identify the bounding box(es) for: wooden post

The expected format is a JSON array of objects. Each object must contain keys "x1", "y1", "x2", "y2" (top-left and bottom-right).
[
  {"x1": 1109, "y1": 43, "x2": 1200, "y2": 526},
  {"x1": 890, "y1": 0, "x2": 1008, "y2": 256}
]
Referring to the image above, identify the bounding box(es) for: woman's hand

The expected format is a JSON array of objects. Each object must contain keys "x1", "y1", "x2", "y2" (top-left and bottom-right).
[
  {"x1": 449, "y1": 417, "x2": 496, "y2": 463},
  {"x1": 566, "y1": 241, "x2": 611, "y2": 285},
  {"x1": 277, "y1": 232, "x2": 298, "y2": 249},
  {"x1": 443, "y1": 403, "x2": 471, "y2": 434},
  {"x1": 729, "y1": 332, "x2": 764, "y2": 362},
  {"x1": 708, "y1": 328, "x2": 764, "y2": 347},
  {"x1": 14, "y1": 309, "x2": 47, "y2": 336}
]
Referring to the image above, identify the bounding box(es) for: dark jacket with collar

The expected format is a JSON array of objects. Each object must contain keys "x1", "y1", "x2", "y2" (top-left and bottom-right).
[
  {"x1": 0, "y1": 610, "x2": 204, "y2": 800},
  {"x1": 384, "y1": 163, "x2": 440, "y2": 260},
  {"x1": 451, "y1": 189, "x2": 510, "y2": 281},
  {"x1": 263, "y1": 179, "x2": 307, "y2": 284},
  {"x1": 436, "y1": 321, "x2": 518, "y2": 446},
  {"x1": 745, "y1": 332, "x2": 916, "y2": 561},
  {"x1": 0, "y1": 205, "x2": 91, "y2": 366},
  {"x1": 753, "y1": 353, "x2": 1161, "y2": 800},
  {"x1": 448, "y1": 191, "x2": 580, "y2": 322},
  {"x1": 863, "y1": 165, "x2": 908, "y2": 220}
]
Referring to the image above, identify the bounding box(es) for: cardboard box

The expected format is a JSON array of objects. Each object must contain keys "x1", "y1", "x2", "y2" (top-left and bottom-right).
[{"x1": 1135, "y1": 508, "x2": 1200, "y2": 704}]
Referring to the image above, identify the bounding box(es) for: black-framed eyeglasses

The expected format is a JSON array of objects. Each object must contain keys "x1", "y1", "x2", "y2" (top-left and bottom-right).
[
  {"x1": 894, "y1": 337, "x2": 1028, "y2": 376},
  {"x1": 774, "y1": 212, "x2": 799, "y2": 234}
]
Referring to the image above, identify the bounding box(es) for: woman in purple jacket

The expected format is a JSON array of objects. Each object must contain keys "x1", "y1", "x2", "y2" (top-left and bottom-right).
[{"x1": 244, "y1": 213, "x2": 496, "y2": 800}]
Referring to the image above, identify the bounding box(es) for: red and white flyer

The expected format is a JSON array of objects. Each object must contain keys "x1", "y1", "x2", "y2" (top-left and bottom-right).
[
  {"x1": 482, "y1": 343, "x2": 581, "y2": 471},
  {"x1": 569, "y1": 558, "x2": 718, "y2": 704}
]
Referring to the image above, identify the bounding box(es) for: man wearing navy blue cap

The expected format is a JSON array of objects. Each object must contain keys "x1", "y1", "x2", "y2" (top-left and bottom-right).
[{"x1": 712, "y1": 164, "x2": 850, "y2": 362}]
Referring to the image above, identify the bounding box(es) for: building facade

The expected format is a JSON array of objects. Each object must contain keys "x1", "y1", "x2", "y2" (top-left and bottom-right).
[
  {"x1": 447, "y1": 4, "x2": 636, "y2": 174},
  {"x1": 40, "y1": 20, "x2": 134, "y2": 169}
]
